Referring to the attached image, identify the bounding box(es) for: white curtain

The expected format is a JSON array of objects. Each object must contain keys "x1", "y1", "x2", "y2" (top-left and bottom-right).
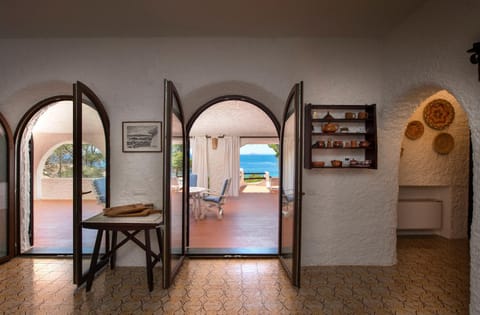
[
  {"x1": 223, "y1": 136, "x2": 240, "y2": 196},
  {"x1": 191, "y1": 136, "x2": 209, "y2": 188}
]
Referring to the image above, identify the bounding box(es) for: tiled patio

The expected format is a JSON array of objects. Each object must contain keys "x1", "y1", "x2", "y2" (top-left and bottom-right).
[
  {"x1": 189, "y1": 185, "x2": 278, "y2": 251},
  {"x1": 0, "y1": 236, "x2": 469, "y2": 314},
  {"x1": 31, "y1": 185, "x2": 279, "y2": 254},
  {"x1": 26, "y1": 200, "x2": 102, "y2": 254}
]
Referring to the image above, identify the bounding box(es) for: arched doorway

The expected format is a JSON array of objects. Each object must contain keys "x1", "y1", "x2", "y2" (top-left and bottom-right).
[
  {"x1": 395, "y1": 89, "x2": 471, "y2": 309},
  {"x1": 15, "y1": 92, "x2": 109, "y2": 258},
  {"x1": 186, "y1": 95, "x2": 280, "y2": 255},
  {"x1": 397, "y1": 90, "x2": 470, "y2": 239}
]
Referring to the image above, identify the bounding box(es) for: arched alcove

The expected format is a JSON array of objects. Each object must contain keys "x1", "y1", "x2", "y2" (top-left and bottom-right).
[{"x1": 397, "y1": 90, "x2": 470, "y2": 238}]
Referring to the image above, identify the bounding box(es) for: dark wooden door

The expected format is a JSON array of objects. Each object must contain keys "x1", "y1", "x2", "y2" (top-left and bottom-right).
[
  {"x1": 0, "y1": 113, "x2": 14, "y2": 264},
  {"x1": 73, "y1": 81, "x2": 110, "y2": 286},
  {"x1": 163, "y1": 80, "x2": 187, "y2": 288},
  {"x1": 278, "y1": 82, "x2": 303, "y2": 286}
]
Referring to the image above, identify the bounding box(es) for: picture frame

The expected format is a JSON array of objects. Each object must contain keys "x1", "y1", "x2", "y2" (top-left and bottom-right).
[{"x1": 122, "y1": 121, "x2": 162, "y2": 152}]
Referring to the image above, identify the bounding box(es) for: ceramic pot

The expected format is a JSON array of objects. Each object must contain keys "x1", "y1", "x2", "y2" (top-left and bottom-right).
[
  {"x1": 358, "y1": 112, "x2": 368, "y2": 119},
  {"x1": 322, "y1": 123, "x2": 339, "y2": 133},
  {"x1": 312, "y1": 161, "x2": 325, "y2": 167},
  {"x1": 359, "y1": 140, "x2": 370, "y2": 148},
  {"x1": 331, "y1": 160, "x2": 342, "y2": 167},
  {"x1": 345, "y1": 112, "x2": 356, "y2": 119}
]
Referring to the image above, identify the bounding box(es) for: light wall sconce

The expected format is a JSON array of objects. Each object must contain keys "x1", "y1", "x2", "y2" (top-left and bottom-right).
[
  {"x1": 467, "y1": 42, "x2": 480, "y2": 81},
  {"x1": 211, "y1": 137, "x2": 218, "y2": 150},
  {"x1": 206, "y1": 134, "x2": 224, "y2": 150}
]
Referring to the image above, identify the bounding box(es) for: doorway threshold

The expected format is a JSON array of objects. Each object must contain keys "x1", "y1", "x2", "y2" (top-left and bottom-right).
[
  {"x1": 187, "y1": 247, "x2": 278, "y2": 257},
  {"x1": 22, "y1": 247, "x2": 73, "y2": 256}
]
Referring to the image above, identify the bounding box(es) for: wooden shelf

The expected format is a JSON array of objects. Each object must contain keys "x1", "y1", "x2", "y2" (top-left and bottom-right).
[
  {"x1": 312, "y1": 147, "x2": 372, "y2": 150},
  {"x1": 312, "y1": 118, "x2": 371, "y2": 123},
  {"x1": 304, "y1": 104, "x2": 378, "y2": 170},
  {"x1": 311, "y1": 166, "x2": 375, "y2": 169},
  {"x1": 312, "y1": 132, "x2": 368, "y2": 136}
]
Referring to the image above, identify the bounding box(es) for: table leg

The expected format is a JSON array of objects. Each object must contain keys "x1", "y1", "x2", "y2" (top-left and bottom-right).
[
  {"x1": 197, "y1": 196, "x2": 205, "y2": 219},
  {"x1": 86, "y1": 229, "x2": 104, "y2": 292},
  {"x1": 155, "y1": 227, "x2": 163, "y2": 266},
  {"x1": 144, "y1": 229, "x2": 154, "y2": 291},
  {"x1": 192, "y1": 193, "x2": 199, "y2": 220},
  {"x1": 110, "y1": 230, "x2": 117, "y2": 269}
]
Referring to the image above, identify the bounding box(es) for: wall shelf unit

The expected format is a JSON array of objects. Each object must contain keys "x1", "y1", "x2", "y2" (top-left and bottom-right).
[{"x1": 304, "y1": 104, "x2": 377, "y2": 169}]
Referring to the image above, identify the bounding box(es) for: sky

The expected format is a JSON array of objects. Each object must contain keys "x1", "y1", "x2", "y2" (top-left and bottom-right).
[{"x1": 240, "y1": 144, "x2": 275, "y2": 155}]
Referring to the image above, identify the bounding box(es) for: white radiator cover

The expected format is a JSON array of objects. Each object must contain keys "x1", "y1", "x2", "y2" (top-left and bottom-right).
[{"x1": 397, "y1": 199, "x2": 442, "y2": 230}]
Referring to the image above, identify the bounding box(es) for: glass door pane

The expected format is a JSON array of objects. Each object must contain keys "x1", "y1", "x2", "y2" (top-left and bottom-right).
[
  {"x1": 0, "y1": 113, "x2": 13, "y2": 263},
  {"x1": 163, "y1": 80, "x2": 186, "y2": 288},
  {"x1": 279, "y1": 82, "x2": 303, "y2": 286},
  {"x1": 73, "y1": 81, "x2": 110, "y2": 285}
]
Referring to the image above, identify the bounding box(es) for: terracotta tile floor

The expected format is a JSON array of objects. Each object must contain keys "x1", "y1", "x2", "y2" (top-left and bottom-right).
[
  {"x1": 30, "y1": 186, "x2": 279, "y2": 254},
  {"x1": 0, "y1": 236, "x2": 469, "y2": 314},
  {"x1": 27, "y1": 200, "x2": 102, "y2": 254},
  {"x1": 189, "y1": 188, "x2": 278, "y2": 250}
]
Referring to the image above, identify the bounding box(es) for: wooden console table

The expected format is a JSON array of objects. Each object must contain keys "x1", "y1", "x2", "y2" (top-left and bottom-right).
[{"x1": 82, "y1": 212, "x2": 163, "y2": 291}]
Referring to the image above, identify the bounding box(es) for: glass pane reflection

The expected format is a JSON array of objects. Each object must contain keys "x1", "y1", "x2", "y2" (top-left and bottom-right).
[
  {"x1": 170, "y1": 98, "x2": 184, "y2": 274},
  {"x1": 281, "y1": 109, "x2": 296, "y2": 273},
  {"x1": 81, "y1": 103, "x2": 107, "y2": 276}
]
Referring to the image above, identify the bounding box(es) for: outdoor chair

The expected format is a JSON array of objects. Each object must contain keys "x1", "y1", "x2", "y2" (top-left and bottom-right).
[
  {"x1": 201, "y1": 178, "x2": 231, "y2": 219},
  {"x1": 281, "y1": 189, "x2": 295, "y2": 217},
  {"x1": 189, "y1": 173, "x2": 198, "y2": 212},
  {"x1": 93, "y1": 177, "x2": 106, "y2": 204},
  {"x1": 189, "y1": 173, "x2": 198, "y2": 187}
]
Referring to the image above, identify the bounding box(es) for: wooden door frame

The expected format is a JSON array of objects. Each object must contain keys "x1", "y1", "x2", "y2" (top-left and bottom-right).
[
  {"x1": 185, "y1": 95, "x2": 280, "y2": 255},
  {"x1": 163, "y1": 80, "x2": 187, "y2": 288},
  {"x1": 13, "y1": 93, "x2": 110, "y2": 259},
  {"x1": 73, "y1": 81, "x2": 110, "y2": 286},
  {"x1": 0, "y1": 112, "x2": 15, "y2": 264},
  {"x1": 278, "y1": 82, "x2": 303, "y2": 287},
  {"x1": 14, "y1": 95, "x2": 73, "y2": 255}
]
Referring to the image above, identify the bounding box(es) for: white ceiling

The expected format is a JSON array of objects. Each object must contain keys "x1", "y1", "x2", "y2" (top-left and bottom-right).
[
  {"x1": 32, "y1": 101, "x2": 104, "y2": 134},
  {"x1": 189, "y1": 100, "x2": 277, "y2": 137},
  {"x1": 0, "y1": 0, "x2": 426, "y2": 38}
]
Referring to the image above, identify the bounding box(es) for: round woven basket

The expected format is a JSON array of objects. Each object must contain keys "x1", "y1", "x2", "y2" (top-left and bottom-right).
[
  {"x1": 433, "y1": 132, "x2": 454, "y2": 154},
  {"x1": 405, "y1": 120, "x2": 424, "y2": 140},
  {"x1": 423, "y1": 99, "x2": 455, "y2": 130}
]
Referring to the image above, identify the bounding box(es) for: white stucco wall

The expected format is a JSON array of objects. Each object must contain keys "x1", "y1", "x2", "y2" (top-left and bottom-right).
[
  {"x1": 381, "y1": 1, "x2": 480, "y2": 312},
  {"x1": 0, "y1": 0, "x2": 480, "y2": 310},
  {"x1": 398, "y1": 90, "x2": 470, "y2": 238},
  {"x1": 0, "y1": 37, "x2": 384, "y2": 268}
]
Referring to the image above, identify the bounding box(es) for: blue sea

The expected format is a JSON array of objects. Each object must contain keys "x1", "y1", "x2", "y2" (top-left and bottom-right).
[{"x1": 240, "y1": 154, "x2": 279, "y2": 177}]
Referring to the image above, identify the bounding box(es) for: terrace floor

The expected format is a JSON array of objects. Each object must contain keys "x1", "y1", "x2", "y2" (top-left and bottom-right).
[
  {"x1": 188, "y1": 183, "x2": 279, "y2": 253},
  {"x1": 25, "y1": 199, "x2": 102, "y2": 254},
  {"x1": 26, "y1": 183, "x2": 279, "y2": 255}
]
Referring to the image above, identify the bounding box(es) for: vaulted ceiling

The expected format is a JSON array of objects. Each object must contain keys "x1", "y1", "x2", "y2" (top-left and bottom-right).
[
  {"x1": 0, "y1": 0, "x2": 427, "y2": 38},
  {"x1": 189, "y1": 101, "x2": 277, "y2": 137}
]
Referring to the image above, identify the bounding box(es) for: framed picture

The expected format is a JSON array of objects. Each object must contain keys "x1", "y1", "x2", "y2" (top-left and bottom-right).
[{"x1": 122, "y1": 121, "x2": 162, "y2": 152}]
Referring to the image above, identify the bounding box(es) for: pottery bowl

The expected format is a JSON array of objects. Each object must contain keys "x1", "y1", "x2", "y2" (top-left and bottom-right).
[
  {"x1": 331, "y1": 160, "x2": 342, "y2": 167},
  {"x1": 312, "y1": 161, "x2": 325, "y2": 167}
]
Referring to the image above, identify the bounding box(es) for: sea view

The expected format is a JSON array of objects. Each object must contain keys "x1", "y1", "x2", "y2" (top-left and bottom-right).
[{"x1": 240, "y1": 154, "x2": 279, "y2": 177}]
